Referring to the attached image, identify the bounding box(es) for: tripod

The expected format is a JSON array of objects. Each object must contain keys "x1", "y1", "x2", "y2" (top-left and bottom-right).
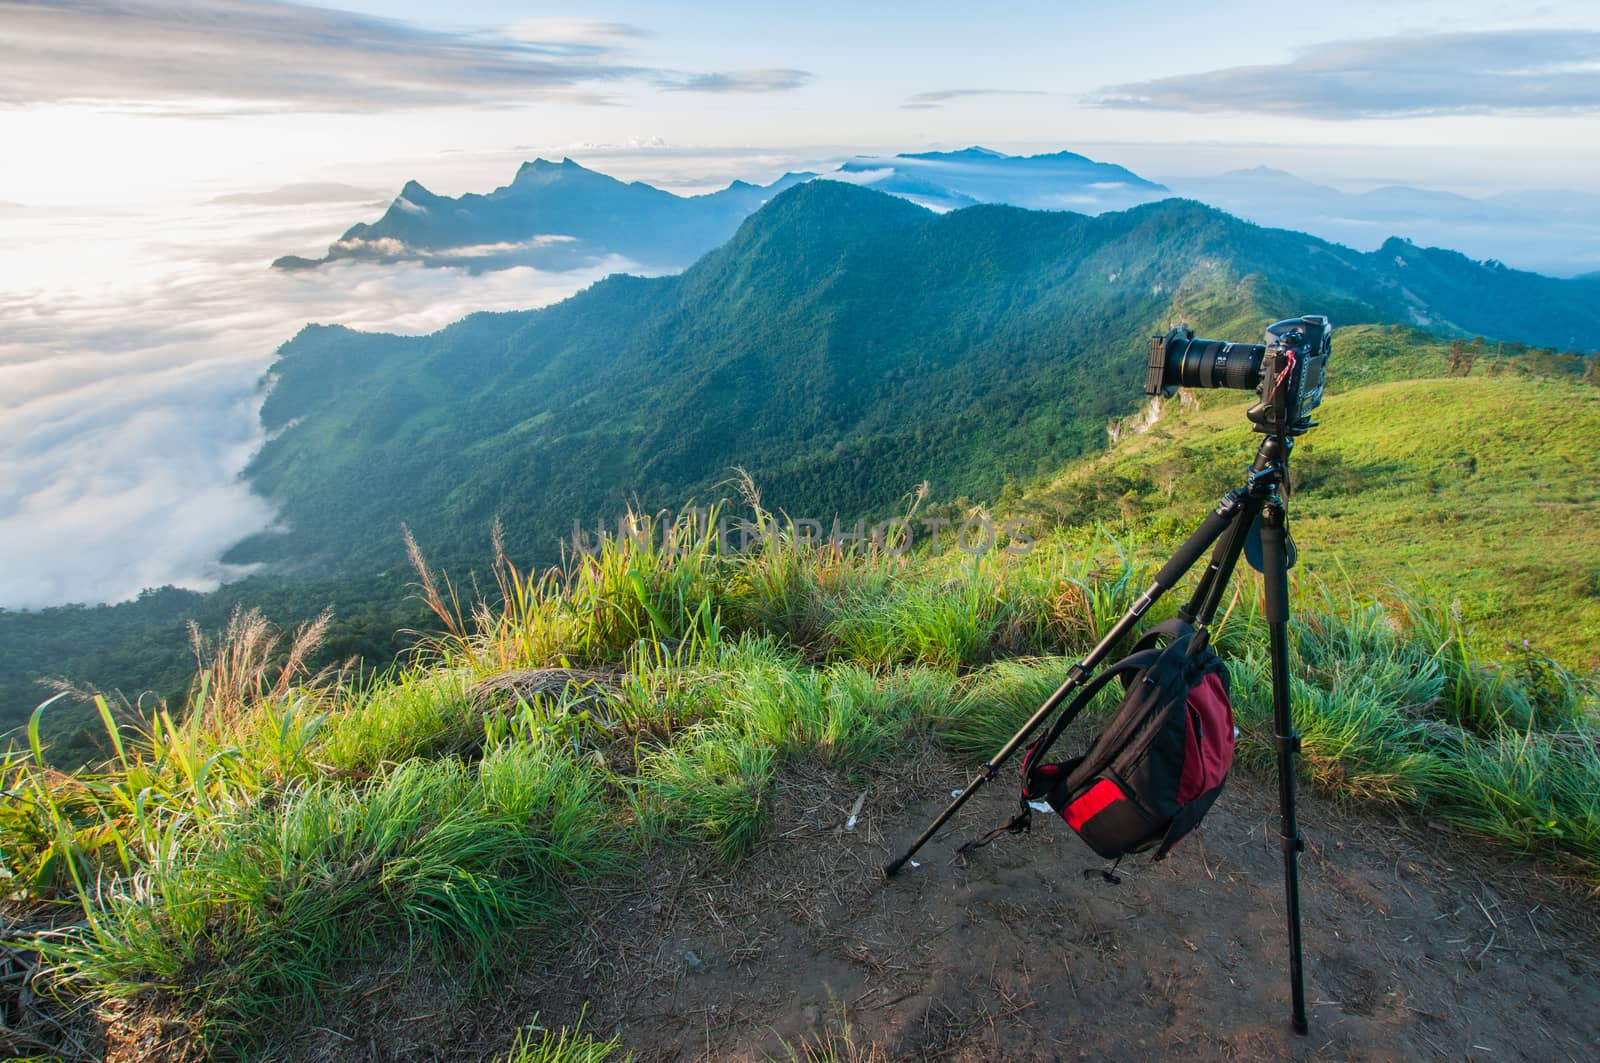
[{"x1": 885, "y1": 430, "x2": 1311, "y2": 1036}]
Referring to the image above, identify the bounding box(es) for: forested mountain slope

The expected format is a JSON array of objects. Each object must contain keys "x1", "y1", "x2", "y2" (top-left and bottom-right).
[{"x1": 236, "y1": 181, "x2": 1600, "y2": 577}]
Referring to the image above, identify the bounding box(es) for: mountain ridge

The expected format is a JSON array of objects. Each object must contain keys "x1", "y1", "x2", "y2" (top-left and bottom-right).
[
  {"x1": 832, "y1": 146, "x2": 1169, "y2": 212},
  {"x1": 234, "y1": 182, "x2": 1600, "y2": 584},
  {"x1": 271, "y1": 148, "x2": 1600, "y2": 278},
  {"x1": 273, "y1": 157, "x2": 816, "y2": 273}
]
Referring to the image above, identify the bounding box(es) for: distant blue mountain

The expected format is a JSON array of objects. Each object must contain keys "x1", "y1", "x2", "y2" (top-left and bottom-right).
[
  {"x1": 1163, "y1": 167, "x2": 1600, "y2": 278},
  {"x1": 272, "y1": 158, "x2": 815, "y2": 273},
  {"x1": 828, "y1": 147, "x2": 1169, "y2": 212},
  {"x1": 270, "y1": 148, "x2": 1600, "y2": 280},
  {"x1": 272, "y1": 148, "x2": 1169, "y2": 274}
]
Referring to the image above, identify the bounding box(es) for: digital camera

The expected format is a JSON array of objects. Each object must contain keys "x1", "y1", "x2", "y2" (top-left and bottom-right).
[{"x1": 1146, "y1": 315, "x2": 1332, "y2": 436}]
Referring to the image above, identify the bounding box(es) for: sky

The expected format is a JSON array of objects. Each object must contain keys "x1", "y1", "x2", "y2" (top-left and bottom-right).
[
  {"x1": 6, "y1": 0, "x2": 1600, "y2": 203},
  {"x1": 3, "y1": 0, "x2": 1600, "y2": 608}
]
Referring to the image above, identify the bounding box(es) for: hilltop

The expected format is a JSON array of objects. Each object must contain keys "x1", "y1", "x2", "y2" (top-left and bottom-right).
[{"x1": 1017, "y1": 332, "x2": 1600, "y2": 665}]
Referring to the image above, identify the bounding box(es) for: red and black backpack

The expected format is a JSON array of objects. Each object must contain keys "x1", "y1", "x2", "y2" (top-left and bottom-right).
[{"x1": 968, "y1": 619, "x2": 1236, "y2": 865}]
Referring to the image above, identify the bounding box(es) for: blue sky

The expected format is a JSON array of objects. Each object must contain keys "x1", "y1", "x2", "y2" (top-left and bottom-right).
[{"x1": 4, "y1": 1, "x2": 1600, "y2": 202}]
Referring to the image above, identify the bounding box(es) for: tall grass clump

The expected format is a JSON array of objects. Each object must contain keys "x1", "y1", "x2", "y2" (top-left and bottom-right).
[
  {"x1": 1040, "y1": 539, "x2": 1151, "y2": 653},
  {"x1": 1434, "y1": 728, "x2": 1600, "y2": 859},
  {"x1": 640, "y1": 722, "x2": 777, "y2": 863},
  {"x1": 1227, "y1": 648, "x2": 1450, "y2": 805},
  {"x1": 1386, "y1": 585, "x2": 1530, "y2": 733},
  {"x1": 315, "y1": 666, "x2": 480, "y2": 773},
  {"x1": 720, "y1": 469, "x2": 856, "y2": 650},
  {"x1": 47, "y1": 743, "x2": 623, "y2": 1044},
  {"x1": 824, "y1": 548, "x2": 1067, "y2": 671},
  {"x1": 1212, "y1": 578, "x2": 1599, "y2": 874},
  {"x1": 635, "y1": 636, "x2": 961, "y2": 861},
  {"x1": 718, "y1": 650, "x2": 954, "y2": 767},
  {"x1": 828, "y1": 563, "x2": 999, "y2": 670},
  {"x1": 497, "y1": 1019, "x2": 630, "y2": 1062},
  {"x1": 814, "y1": 664, "x2": 957, "y2": 766},
  {"x1": 1, "y1": 608, "x2": 338, "y2": 900},
  {"x1": 930, "y1": 658, "x2": 1077, "y2": 761},
  {"x1": 405, "y1": 511, "x2": 725, "y2": 678},
  {"x1": 563, "y1": 509, "x2": 724, "y2": 660}
]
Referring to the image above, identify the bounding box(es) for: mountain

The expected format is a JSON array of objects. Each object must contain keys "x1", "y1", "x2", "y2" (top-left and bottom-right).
[
  {"x1": 828, "y1": 146, "x2": 1169, "y2": 212},
  {"x1": 232, "y1": 182, "x2": 1600, "y2": 582},
  {"x1": 272, "y1": 158, "x2": 815, "y2": 273},
  {"x1": 273, "y1": 150, "x2": 1600, "y2": 279},
  {"x1": 1163, "y1": 168, "x2": 1600, "y2": 278},
  {"x1": 268, "y1": 147, "x2": 1166, "y2": 274},
  {"x1": 10, "y1": 186, "x2": 1599, "y2": 736}
]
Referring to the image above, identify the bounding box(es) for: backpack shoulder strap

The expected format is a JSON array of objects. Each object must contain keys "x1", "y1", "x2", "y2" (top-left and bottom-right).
[
  {"x1": 1022, "y1": 649, "x2": 1162, "y2": 796},
  {"x1": 1130, "y1": 617, "x2": 1197, "y2": 657}
]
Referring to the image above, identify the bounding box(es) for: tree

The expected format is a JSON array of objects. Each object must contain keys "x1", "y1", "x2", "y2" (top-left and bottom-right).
[{"x1": 1153, "y1": 457, "x2": 1187, "y2": 501}]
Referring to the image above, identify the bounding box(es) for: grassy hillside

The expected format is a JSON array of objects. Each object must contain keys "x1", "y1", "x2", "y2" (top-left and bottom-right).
[
  {"x1": 19, "y1": 188, "x2": 1596, "y2": 736},
  {"x1": 1018, "y1": 342, "x2": 1600, "y2": 665}
]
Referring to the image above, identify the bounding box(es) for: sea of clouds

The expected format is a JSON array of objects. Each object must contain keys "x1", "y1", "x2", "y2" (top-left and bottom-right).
[{"x1": 0, "y1": 192, "x2": 633, "y2": 609}]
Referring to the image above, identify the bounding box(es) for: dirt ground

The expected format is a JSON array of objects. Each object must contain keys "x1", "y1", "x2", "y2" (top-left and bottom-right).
[{"x1": 84, "y1": 751, "x2": 1600, "y2": 1062}]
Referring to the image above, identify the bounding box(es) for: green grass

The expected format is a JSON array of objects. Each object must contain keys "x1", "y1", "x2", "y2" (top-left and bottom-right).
[
  {"x1": 316, "y1": 667, "x2": 481, "y2": 772},
  {"x1": 42, "y1": 744, "x2": 623, "y2": 1047},
  {"x1": 3, "y1": 391, "x2": 1597, "y2": 1055},
  {"x1": 496, "y1": 1020, "x2": 630, "y2": 1062},
  {"x1": 1019, "y1": 363, "x2": 1600, "y2": 666}
]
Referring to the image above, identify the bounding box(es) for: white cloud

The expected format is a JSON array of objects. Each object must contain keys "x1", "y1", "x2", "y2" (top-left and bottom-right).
[
  {"x1": 0, "y1": 1, "x2": 810, "y2": 114},
  {"x1": 902, "y1": 88, "x2": 1046, "y2": 110},
  {"x1": 1095, "y1": 29, "x2": 1600, "y2": 119},
  {"x1": 210, "y1": 182, "x2": 384, "y2": 207},
  {"x1": 502, "y1": 19, "x2": 650, "y2": 47},
  {"x1": 0, "y1": 198, "x2": 634, "y2": 607},
  {"x1": 435, "y1": 236, "x2": 579, "y2": 258},
  {"x1": 661, "y1": 69, "x2": 814, "y2": 93},
  {"x1": 331, "y1": 235, "x2": 411, "y2": 256}
]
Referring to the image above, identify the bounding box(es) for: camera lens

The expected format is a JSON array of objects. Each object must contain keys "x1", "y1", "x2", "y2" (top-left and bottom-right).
[
  {"x1": 1169, "y1": 338, "x2": 1265, "y2": 390},
  {"x1": 1150, "y1": 329, "x2": 1265, "y2": 393}
]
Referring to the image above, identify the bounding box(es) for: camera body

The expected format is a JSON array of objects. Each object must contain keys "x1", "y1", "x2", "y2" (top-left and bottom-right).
[
  {"x1": 1248, "y1": 316, "x2": 1331, "y2": 436},
  {"x1": 1146, "y1": 315, "x2": 1331, "y2": 436}
]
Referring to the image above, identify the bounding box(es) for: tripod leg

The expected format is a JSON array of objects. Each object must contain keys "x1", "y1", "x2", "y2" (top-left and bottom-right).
[
  {"x1": 884, "y1": 492, "x2": 1247, "y2": 877},
  {"x1": 1183, "y1": 504, "x2": 1256, "y2": 628},
  {"x1": 1260, "y1": 502, "x2": 1310, "y2": 1035}
]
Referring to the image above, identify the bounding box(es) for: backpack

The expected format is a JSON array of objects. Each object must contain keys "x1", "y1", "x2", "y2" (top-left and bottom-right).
[{"x1": 971, "y1": 619, "x2": 1236, "y2": 863}]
